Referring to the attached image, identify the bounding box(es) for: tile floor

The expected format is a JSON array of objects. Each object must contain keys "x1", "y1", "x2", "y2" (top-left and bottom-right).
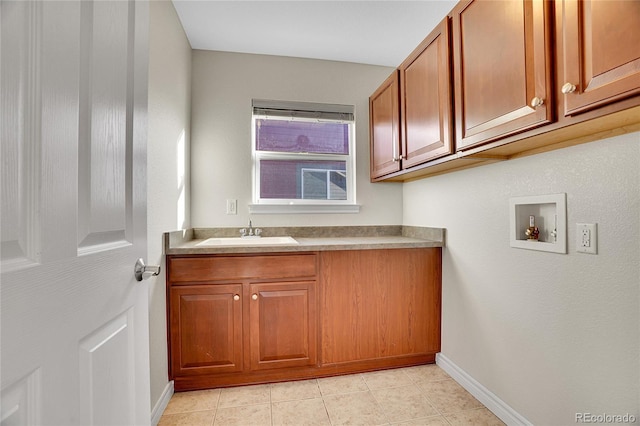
[{"x1": 159, "y1": 365, "x2": 505, "y2": 426}]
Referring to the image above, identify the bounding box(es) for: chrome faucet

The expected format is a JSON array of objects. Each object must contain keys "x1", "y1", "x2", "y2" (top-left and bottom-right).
[{"x1": 240, "y1": 220, "x2": 261, "y2": 238}]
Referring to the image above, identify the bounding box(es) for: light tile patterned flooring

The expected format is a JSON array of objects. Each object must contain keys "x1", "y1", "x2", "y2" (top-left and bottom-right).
[{"x1": 159, "y1": 365, "x2": 505, "y2": 426}]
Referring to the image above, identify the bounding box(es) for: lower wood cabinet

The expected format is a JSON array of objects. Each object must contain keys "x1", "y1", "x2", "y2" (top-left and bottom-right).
[
  {"x1": 319, "y1": 248, "x2": 441, "y2": 366},
  {"x1": 249, "y1": 281, "x2": 317, "y2": 371},
  {"x1": 167, "y1": 253, "x2": 318, "y2": 390},
  {"x1": 169, "y1": 284, "x2": 243, "y2": 377},
  {"x1": 166, "y1": 248, "x2": 442, "y2": 390}
]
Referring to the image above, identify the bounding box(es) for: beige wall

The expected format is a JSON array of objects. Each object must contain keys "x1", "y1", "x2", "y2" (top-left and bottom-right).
[
  {"x1": 404, "y1": 132, "x2": 640, "y2": 424},
  {"x1": 190, "y1": 50, "x2": 402, "y2": 228},
  {"x1": 147, "y1": 0, "x2": 192, "y2": 411},
  {"x1": 148, "y1": 14, "x2": 640, "y2": 422}
]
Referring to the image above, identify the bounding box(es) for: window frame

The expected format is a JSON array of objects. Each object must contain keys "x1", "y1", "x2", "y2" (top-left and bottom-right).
[{"x1": 250, "y1": 100, "x2": 357, "y2": 211}]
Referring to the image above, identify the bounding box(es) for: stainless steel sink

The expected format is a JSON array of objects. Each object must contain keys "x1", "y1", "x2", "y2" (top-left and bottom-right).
[{"x1": 195, "y1": 236, "x2": 299, "y2": 247}]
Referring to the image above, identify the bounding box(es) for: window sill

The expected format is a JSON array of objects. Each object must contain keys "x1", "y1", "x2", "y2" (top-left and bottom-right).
[{"x1": 248, "y1": 204, "x2": 361, "y2": 214}]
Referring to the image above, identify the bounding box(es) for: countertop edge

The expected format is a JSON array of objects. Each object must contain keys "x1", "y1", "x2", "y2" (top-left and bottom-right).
[{"x1": 164, "y1": 226, "x2": 445, "y2": 255}]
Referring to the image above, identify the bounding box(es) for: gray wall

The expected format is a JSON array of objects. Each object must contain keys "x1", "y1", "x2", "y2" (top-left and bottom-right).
[
  {"x1": 404, "y1": 132, "x2": 640, "y2": 424},
  {"x1": 190, "y1": 50, "x2": 402, "y2": 228},
  {"x1": 147, "y1": 0, "x2": 192, "y2": 411}
]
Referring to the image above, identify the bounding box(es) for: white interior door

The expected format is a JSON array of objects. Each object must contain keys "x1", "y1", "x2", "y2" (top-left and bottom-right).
[{"x1": 1, "y1": 1, "x2": 151, "y2": 425}]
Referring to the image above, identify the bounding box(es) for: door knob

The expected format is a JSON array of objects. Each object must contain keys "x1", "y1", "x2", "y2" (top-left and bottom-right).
[
  {"x1": 134, "y1": 258, "x2": 161, "y2": 282},
  {"x1": 252, "y1": 294, "x2": 258, "y2": 301},
  {"x1": 561, "y1": 82, "x2": 577, "y2": 94},
  {"x1": 233, "y1": 294, "x2": 240, "y2": 301}
]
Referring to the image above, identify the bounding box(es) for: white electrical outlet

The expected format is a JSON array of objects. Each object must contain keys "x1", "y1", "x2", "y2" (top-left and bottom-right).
[
  {"x1": 576, "y1": 223, "x2": 597, "y2": 254},
  {"x1": 226, "y1": 199, "x2": 237, "y2": 215}
]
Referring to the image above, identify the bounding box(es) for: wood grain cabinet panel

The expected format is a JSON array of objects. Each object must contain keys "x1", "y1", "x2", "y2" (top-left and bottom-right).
[
  {"x1": 560, "y1": 0, "x2": 640, "y2": 115},
  {"x1": 320, "y1": 248, "x2": 442, "y2": 365},
  {"x1": 370, "y1": 71, "x2": 401, "y2": 179},
  {"x1": 368, "y1": 0, "x2": 640, "y2": 182},
  {"x1": 169, "y1": 285, "x2": 243, "y2": 377},
  {"x1": 249, "y1": 281, "x2": 317, "y2": 371},
  {"x1": 400, "y1": 17, "x2": 453, "y2": 167},
  {"x1": 167, "y1": 249, "x2": 442, "y2": 390},
  {"x1": 452, "y1": 0, "x2": 553, "y2": 150},
  {"x1": 370, "y1": 19, "x2": 453, "y2": 180},
  {"x1": 167, "y1": 253, "x2": 319, "y2": 390},
  {"x1": 168, "y1": 254, "x2": 317, "y2": 283}
]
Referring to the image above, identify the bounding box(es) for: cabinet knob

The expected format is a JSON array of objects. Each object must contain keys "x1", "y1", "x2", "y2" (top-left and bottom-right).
[
  {"x1": 561, "y1": 82, "x2": 577, "y2": 94},
  {"x1": 251, "y1": 294, "x2": 258, "y2": 301},
  {"x1": 530, "y1": 97, "x2": 544, "y2": 108},
  {"x1": 233, "y1": 294, "x2": 240, "y2": 301}
]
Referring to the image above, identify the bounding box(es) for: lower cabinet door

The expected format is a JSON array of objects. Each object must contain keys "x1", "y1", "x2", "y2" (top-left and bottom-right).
[
  {"x1": 320, "y1": 248, "x2": 442, "y2": 365},
  {"x1": 249, "y1": 281, "x2": 317, "y2": 370},
  {"x1": 169, "y1": 284, "x2": 243, "y2": 377}
]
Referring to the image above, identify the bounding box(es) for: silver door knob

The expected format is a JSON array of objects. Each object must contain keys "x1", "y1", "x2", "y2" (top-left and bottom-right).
[
  {"x1": 233, "y1": 294, "x2": 240, "y2": 301},
  {"x1": 251, "y1": 294, "x2": 258, "y2": 301},
  {"x1": 530, "y1": 97, "x2": 544, "y2": 107},
  {"x1": 561, "y1": 83, "x2": 577, "y2": 94},
  {"x1": 134, "y1": 258, "x2": 161, "y2": 282}
]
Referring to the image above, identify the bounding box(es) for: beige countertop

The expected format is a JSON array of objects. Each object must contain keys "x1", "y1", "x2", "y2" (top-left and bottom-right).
[{"x1": 164, "y1": 225, "x2": 445, "y2": 255}]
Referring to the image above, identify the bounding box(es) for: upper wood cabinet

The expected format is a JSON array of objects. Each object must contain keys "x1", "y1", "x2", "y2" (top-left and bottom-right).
[
  {"x1": 452, "y1": 0, "x2": 553, "y2": 151},
  {"x1": 369, "y1": 0, "x2": 640, "y2": 182},
  {"x1": 559, "y1": 0, "x2": 640, "y2": 116},
  {"x1": 400, "y1": 17, "x2": 453, "y2": 168},
  {"x1": 369, "y1": 71, "x2": 401, "y2": 179}
]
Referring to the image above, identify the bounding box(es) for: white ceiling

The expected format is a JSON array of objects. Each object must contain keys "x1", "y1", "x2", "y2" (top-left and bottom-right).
[{"x1": 171, "y1": 0, "x2": 458, "y2": 67}]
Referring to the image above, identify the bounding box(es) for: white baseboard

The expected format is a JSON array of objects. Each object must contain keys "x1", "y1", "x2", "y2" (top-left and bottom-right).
[
  {"x1": 436, "y1": 353, "x2": 532, "y2": 426},
  {"x1": 150, "y1": 381, "x2": 174, "y2": 426}
]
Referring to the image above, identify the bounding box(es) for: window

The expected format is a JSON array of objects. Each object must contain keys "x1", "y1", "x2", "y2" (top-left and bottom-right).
[{"x1": 251, "y1": 99, "x2": 358, "y2": 213}]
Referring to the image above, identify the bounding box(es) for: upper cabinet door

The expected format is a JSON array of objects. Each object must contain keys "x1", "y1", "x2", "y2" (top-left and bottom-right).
[
  {"x1": 400, "y1": 17, "x2": 453, "y2": 168},
  {"x1": 370, "y1": 71, "x2": 401, "y2": 179},
  {"x1": 561, "y1": 0, "x2": 640, "y2": 116},
  {"x1": 452, "y1": 0, "x2": 553, "y2": 151}
]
